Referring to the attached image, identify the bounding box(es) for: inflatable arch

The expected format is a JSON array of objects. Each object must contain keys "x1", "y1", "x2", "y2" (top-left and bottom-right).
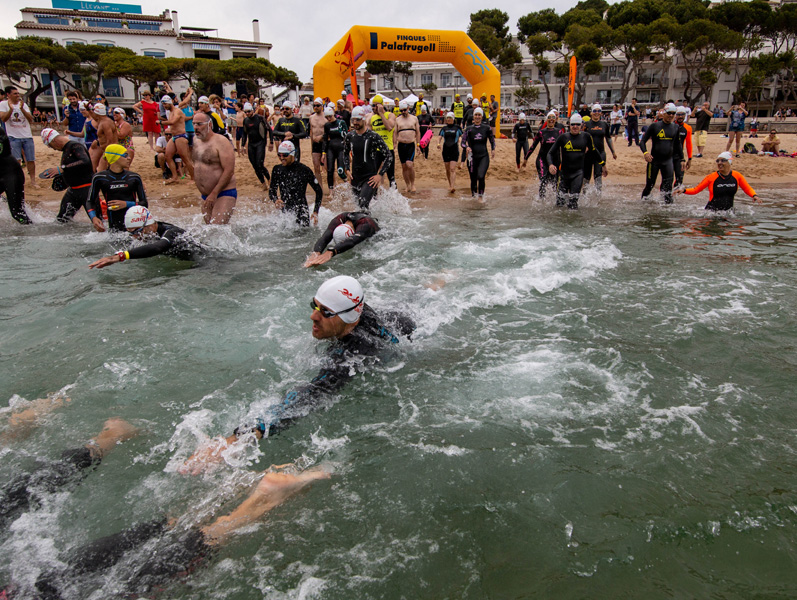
[{"x1": 314, "y1": 26, "x2": 500, "y2": 116}]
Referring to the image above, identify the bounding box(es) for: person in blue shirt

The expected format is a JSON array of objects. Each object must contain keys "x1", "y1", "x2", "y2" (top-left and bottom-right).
[{"x1": 61, "y1": 91, "x2": 86, "y2": 144}]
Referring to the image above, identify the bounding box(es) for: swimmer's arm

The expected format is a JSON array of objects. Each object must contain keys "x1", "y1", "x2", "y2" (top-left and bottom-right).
[
  {"x1": 268, "y1": 173, "x2": 279, "y2": 203},
  {"x1": 547, "y1": 137, "x2": 562, "y2": 168},
  {"x1": 293, "y1": 119, "x2": 308, "y2": 140},
  {"x1": 178, "y1": 88, "x2": 193, "y2": 109},
  {"x1": 309, "y1": 171, "x2": 323, "y2": 214},
  {"x1": 527, "y1": 132, "x2": 541, "y2": 159},
  {"x1": 312, "y1": 224, "x2": 335, "y2": 253},
  {"x1": 682, "y1": 173, "x2": 714, "y2": 195},
  {"x1": 328, "y1": 232, "x2": 366, "y2": 256},
  {"x1": 737, "y1": 173, "x2": 758, "y2": 200},
  {"x1": 639, "y1": 127, "x2": 652, "y2": 154},
  {"x1": 85, "y1": 176, "x2": 106, "y2": 231},
  {"x1": 373, "y1": 134, "x2": 392, "y2": 176},
  {"x1": 126, "y1": 238, "x2": 172, "y2": 259}
]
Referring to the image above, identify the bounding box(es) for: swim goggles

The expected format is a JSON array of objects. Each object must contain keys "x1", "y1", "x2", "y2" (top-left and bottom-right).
[{"x1": 311, "y1": 298, "x2": 362, "y2": 319}]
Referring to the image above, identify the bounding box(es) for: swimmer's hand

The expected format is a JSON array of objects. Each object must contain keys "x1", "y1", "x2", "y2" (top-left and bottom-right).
[
  {"x1": 548, "y1": 165, "x2": 558, "y2": 175},
  {"x1": 40, "y1": 167, "x2": 60, "y2": 179},
  {"x1": 89, "y1": 254, "x2": 122, "y2": 269},
  {"x1": 274, "y1": 198, "x2": 284, "y2": 210},
  {"x1": 303, "y1": 250, "x2": 333, "y2": 267},
  {"x1": 311, "y1": 212, "x2": 318, "y2": 226},
  {"x1": 179, "y1": 433, "x2": 239, "y2": 476},
  {"x1": 368, "y1": 174, "x2": 381, "y2": 189},
  {"x1": 91, "y1": 217, "x2": 106, "y2": 232},
  {"x1": 644, "y1": 152, "x2": 654, "y2": 163},
  {"x1": 602, "y1": 165, "x2": 608, "y2": 178},
  {"x1": 107, "y1": 200, "x2": 127, "y2": 211}
]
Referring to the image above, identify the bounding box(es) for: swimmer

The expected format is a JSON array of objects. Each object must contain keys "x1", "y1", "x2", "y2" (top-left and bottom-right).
[
  {"x1": 322, "y1": 106, "x2": 348, "y2": 191},
  {"x1": 180, "y1": 275, "x2": 415, "y2": 475},
  {"x1": 640, "y1": 102, "x2": 679, "y2": 204},
  {"x1": 342, "y1": 106, "x2": 393, "y2": 210},
  {"x1": 459, "y1": 107, "x2": 495, "y2": 201},
  {"x1": 673, "y1": 106, "x2": 693, "y2": 188},
  {"x1": 40, "y1": 128, "x2": 95, "y2": 224},
  {"x1": 85, "y1": 144, "x2": 147, "y2": 232},
  {"x1": 86, "y1": 102, "x2": 118, "y2": 171},
  {"x1": 112, "y1": 107, "x2": 135, "y2": 166},
  {"x1": 582, "y1": 104, "x2": 615, "y2": 194},
  {"x1": 242, "y1": 102, "x2": 273, "y2": 189},
  {"x1": 192, "y1": 111, "x2": 237, "y2": 224},
  {"x1": 395, "y1": 100, "x2": 420, "y2": 192},
  {"x1": 417, "y1": 104, "x2": 433, "y2": 160},
  {"x1": 308, "y1": 97, "x2": 328, "y2": 186},
  {"x1": 368, "y1": 95, "x2": 397, "y2": 188},
  {"x1": 523, "y1": 111, "x2": 561, "y2": 199},
  {"x1": 272, "y1": 101, "x2": 308, "y2": 163},
  {"x1": 304, "y1": 212, "x2": 380, "y2": 267},
  {"x1": 548, "y1": 113, "x2": 601, "y2": 209},
  {"x1": 512, "y1": 113, "x2": 532, "y2": 171},
  {"x1": 675, "y1": 152, "x2": 760, "y2": 211},
  {"x1": 437, "y1": 112, "x2": 463, "y2": 193},
  {"x1": 0, "y1": 124, "x2": 31, "y2": 224},
  {"x1": 88, "y1": 206, "x2": 204, "y2": 268},
  {"x1": 268, "y1": 141, "x2": 323, "y2": 226},
  {"x1": 160, "y1": 95, "x2": 195, "y2": 184}
]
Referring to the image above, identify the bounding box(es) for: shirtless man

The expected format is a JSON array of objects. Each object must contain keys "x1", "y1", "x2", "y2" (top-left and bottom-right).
[
  {"x1": 394, "y1": 100, "x2": 420, "y2": 193},
  {"x1": 160, "y1": 95, "x2": 194, "y2": 183},
  {"x1": 192, "y1": 111, "x2": 237, "y2": 224},
  {"x1": 308, "y1": 97, "x2": 328, "y2": 187},
  {"x1": 88, "y1": 102, "x2": 118, "y2": 171}
]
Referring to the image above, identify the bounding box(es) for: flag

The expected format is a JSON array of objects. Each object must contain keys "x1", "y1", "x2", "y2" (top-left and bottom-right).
[{"x1": 568, "y1": 56, "x2": 577, "y2": 118}]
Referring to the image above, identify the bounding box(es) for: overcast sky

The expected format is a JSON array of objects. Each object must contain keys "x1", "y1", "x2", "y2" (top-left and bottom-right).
[{"x1": 6, "y1": 1, "x2": 586, "y2": 82}]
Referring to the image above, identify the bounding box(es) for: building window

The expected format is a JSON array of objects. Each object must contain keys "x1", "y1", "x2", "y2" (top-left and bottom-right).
[
  {"x1": 441, "y1": 73, "x2": 451, "y2": 87},
  {"x1": 65, "y1": 40, "x2": 86, "y2": 46},
  {"x1": 502, "y1": 72, "x2": 512, "y2": 85},
  {"x1": 383, "y1": 76, "x2": 391, "y2": 88},
  {"x1": 84, "y1": 19, "x2": 124, "y2": 28},
  {"x1": 143, "y1": 51, "x2": 166, "y2": 58},
  {"x1": 128, "y1": 22, "x2": 160, "y2": 31},
  {"x1": 454, "y1": 74, "x2": 464, "y2": 86},
  {"x1": 421, "y1": 74, "x2": 433, "y2": 85},
  {"x1": 36, "y1": 15, "x2": 69, "y2": 25},
  {"x1": 41, "y1": 73, "x2": 62, "y2": 96},
  {"x1": 724, "y1": 71, "x2": 737, "y2": 82},
  {"x1": 719, "y1": 90, "x2": 730, "y2": 103},
  {"x1": 441, "y1": 96, "x2": 449, "y2": 106},
  {"x1": 404, "y1": 74, "x2": 414, "y2": 87},
  {"x1": 96, "y1": 42, "x2": 115, "y2": 47},
  {"x1": 102, "y1": 77, "x2": 122, "y2": 97},
  {"x1": 72, "y1": 74, "x2": 82, "y2": 90}
]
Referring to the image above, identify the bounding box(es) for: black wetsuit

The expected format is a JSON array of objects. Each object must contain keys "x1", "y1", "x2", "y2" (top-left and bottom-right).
[
  {"x1": 640, "y1": 120, "x2": 679, "y2": 204},
  {"x1": 673, "y1": 122, "x2": 689, "y2": 187},
  {"x1": 418, "y1": 114, "x2": 433, "y2": 159},
  {"x1": 461, "y1": 123, "x2": 495, "y2": 196},
  {"x1": 269, "y1": 160, "x2": 323, "y2": 226},
  {"x1": 626, "y1": 103, "x2": 641, "y2": 146},
  {"x1": 512, "y1": 122, "x2": 533, "y2": 167},
  {"x1": 86, "y1": 169, "x2": 147, "y2": 231},
  {"x1": 125, "y1": 222, "x2": 201, "y2": 261},
  {"x1": 439, "y1": 124, "x2": 463, "y2": 163},
  {"x1": 0, "y1": 127, "x2": 30, "y2": 224},
  {"x1": 548, "y1": 131, "x2": 599, "y2": 209},
  {"x1": 235, "y1": 304, "x2": 415, "y2": 440},
  {"x1": 336, "y1": 108, "x2": 351, "y2": 129},
  {"x1": 273, "y1": 117, "x2": 308, "y2": 162},
  {"x1": 312, "y1": 211, "x2": 379, "y2": 256},
  {"x1": 57, "y1": 140, "x2": 95, "y2": 223},
  {"x1": 526, "y1": 125, "x2": 561, "y2": 198},
  {"x1": 323, "y1": 118, "x2": 348, "y2": 188},
  {"x1": 460, "y1": 106, "x2": 475, "y2": 161},
  {"x1": 342, "y1": 129, "x2": 393, "y2": 210},
  {"x1": 583, "y1": 120, "x2": 613, "y2": 191},
  {"x1": 243, "y1": 114, "x2": 272, "y2": 184}
]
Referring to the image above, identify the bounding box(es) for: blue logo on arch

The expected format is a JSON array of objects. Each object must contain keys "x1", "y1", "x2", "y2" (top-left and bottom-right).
[{"x1": 370, "y1": 33, "x2": 378, "y2": 49}]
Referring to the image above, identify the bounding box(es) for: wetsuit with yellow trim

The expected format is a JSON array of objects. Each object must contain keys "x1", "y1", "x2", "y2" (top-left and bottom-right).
[
  {"x1": 548, "y1": 131, "x2": 600, "y2": 209},
  {"x1": 673, "y1": 122, "x2": 693, "y2": 187},
  {"x1": 583, "y1": 119, "x2": 614, "y2": 192},
  {"x1": 369, "y1": 111, "x2": 396, "y2": 186},
  {"x1": 86, "y1": 169, "x2": 148, "y2": 231},
  {"x1": 273, "y1": 116, "x2": 308, "y2": 162},
  {"x1": 343, "y1": 128, "x2": 393, "y2": 210},
  {"x1": 640, "y1": 120, "x2": 679, "y2": 204},
  {"x1": 683, "y1": 170, "x2": 757, "y2": 211}
]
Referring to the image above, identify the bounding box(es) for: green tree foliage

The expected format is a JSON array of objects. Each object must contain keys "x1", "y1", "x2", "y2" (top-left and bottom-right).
[
  {"x1": 0, "y1": 37, "x2": 79, "y2": 108},
  {"x1": 468, "y1": 9, "x2": 523, "y2": 71},
  {"x1": 365, "y1": 60, "x2": 413, "y2": 94}
]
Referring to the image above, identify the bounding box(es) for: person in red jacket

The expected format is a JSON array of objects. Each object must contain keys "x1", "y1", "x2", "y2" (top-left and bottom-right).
[{"x1": 677, "y1": 152, "x2": 760, "y2": 211}]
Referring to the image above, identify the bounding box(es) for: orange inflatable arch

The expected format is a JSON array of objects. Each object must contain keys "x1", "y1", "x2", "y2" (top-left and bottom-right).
[{"x1": 314, "y1": 26, "x2": 500, "y2": 117}]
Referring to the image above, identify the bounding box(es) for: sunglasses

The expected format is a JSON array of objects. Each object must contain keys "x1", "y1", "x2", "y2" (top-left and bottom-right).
[
  {"x1": 278, "y1": 153, "x2": 292, "y2": 158},
  {"x1": 666, "y1": 111, "x2": 676, "y2": 115},
  {"x1": 716, "y1": 159, "x2": 728, "y2": 163},
  {"x1": 311, "y1": 298, "x2": 361, "y2": 319}
]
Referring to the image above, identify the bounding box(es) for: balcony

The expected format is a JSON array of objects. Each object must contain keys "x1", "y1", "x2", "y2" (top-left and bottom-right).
[{"x1": 636, "y1": 75, "x2": 669, "y2": 87}]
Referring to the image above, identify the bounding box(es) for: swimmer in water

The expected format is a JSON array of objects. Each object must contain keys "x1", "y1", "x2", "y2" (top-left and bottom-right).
[
  {"x1": 343, "y1": 106, "x2": 393, "y2": 210},
  {"x1": 304, "y1": 211, "x2": 380, "y2": 267},
  {"x1": 640, "y1": 102, "x2": 679, "y2": 204},
  {"x1": 40, "y1": 128, "x2": 95, "y2": 224},
  {"x1": 523, "y1": 111, "x2": 561, "y2": 200},
  {"x1": 85, "y1": 144, "x2": 147, "y2": 232},
  {"x1": 269, "y1": 140, "x2": 324, "y2": 226},
  {"x1": 548, "y1": 113, "x2": 602, "y2": 209},
  {"x1": 88, "y1": 206, "x2": 203, "y2": 268},
  {"x1": 459, "y1": 108, "x2": 495, "y2": 201},
  {"x1": 394, "y1": 100, "x2": 420, "y2": 193},
  {"x1": 308, "y1": 97, "x2": 328, "y2": 187},
  {"x1": 180, "y1": 276, "x2": 415, "y2": 475},
  {"x1": 675, "y1": 152, "x2": 760, "y2": 211},
  {"x1": 192, "y1": 111, "x2": 237, "y2": 224}
]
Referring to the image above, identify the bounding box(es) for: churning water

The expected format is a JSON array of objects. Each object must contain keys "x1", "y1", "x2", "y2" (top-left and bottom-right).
[{"x1": 1, "y1": 186, "x2": 796, "y2": 599}]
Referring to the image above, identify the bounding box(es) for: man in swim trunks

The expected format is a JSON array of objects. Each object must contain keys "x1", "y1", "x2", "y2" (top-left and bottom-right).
[
  {"x1": 343, "y1": 106, "x2": 393, "y2": 210},
  {"x1": 269, "y1": 140, "x2": 323, "y2": 226},
  {"x1": 88, "y1": 206, "x2": 204, "y2": 268},
  {"x1": 160, "y1": 95, "x2": 194, "y2": 183},
  {"x1": 394, "y1": 100, "x2": 420, "y2": 193},
  {"x1": 308, "y1": 97, "x2": 328, "y2": 188},
  {"x1": 192, "y1": 111, "x2": 237, "y2": 224},
  {"x1": 87, "y1": 102, "x2": 118, "y2": 171},
  {"x1": 304, "y1": 212, "x2": 380, "y2": 267},
  {"x1": 40, "y1": 128, "x2": 95, "y2": 224},
  {"x1": 180, "y1": 275, "x2": 415, "y2": 475},
  {"x1": 85, "y1": 144, "x2": 147, "y2": 232}
]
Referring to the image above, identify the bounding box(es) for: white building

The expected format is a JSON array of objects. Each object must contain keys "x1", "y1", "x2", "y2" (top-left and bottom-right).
[{"x1": 15, "y1": 5, "x2": 272, "y2": 107}]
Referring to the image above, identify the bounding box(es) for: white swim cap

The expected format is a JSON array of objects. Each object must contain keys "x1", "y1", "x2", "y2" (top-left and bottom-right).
[
  {"x1": 278, "y1": 140, "x2": 296, "y2": 156},
  {"x1": 474, "y1": 108, "x2": 484, "y2": 116},
  {"x1": 93, "y1": 103, "x2": 107, "y2": 116},
  {"x1": 41, "y1": 128, "x2": 59, "y2": 146},
  {"x1": 341, "y1": 90, "x2": 347, "y2": 96},
  {"x1": 472, "y1": 99, "x2": 479, "y2": 107},
  {"x1": 569, "y1": 113, "x2": 583, "y2": 125},
  {"x1": 113, "y1": 107, "x2": 126, "y2": 115},
  {"x1": 467, "y1": 93, "x2": 473, "y2": 100},
  {"x1": 197, "y1": 95, "x2": 210, "y2": 104},
  {"x1": 592, "y1": 104, "x2": 602, "y2": 112},
  {"x1": 337, "y1": 99, "x2": 345, "y2": 106},
  {"x1": 665, "y1": 102, "x2": 677, "y2": 113},
  {"x1": 399, "y1": 100, "x2": 409, "y2": 110},
  {"x1": 547, "y1": 111, "x2": 557, "y2": 119},
  {"x1": 351, "y1": 106, "x2": 366, "y2": 120},
  {"x1": 717, "y1": 151, "x2": 733, "y2": 162},
  {"x1": 323, "y1": 106, "x2": 334, "y2": 117},
  {"x1": 421, "y1": 104, "x2": 427, "y2": 113},
  {"x1": 124, "y1": 205, "x2": 155, "y2": 229},
  {"x1": 314, "y1": 275, "x2": 364, "y2": 324},
  {"x1": 243, "y1": 102, "x2": 253, "y2": 111},
  {"x1": 676, "y1": 106, "x2": 687, "y2": 115},
  {"x1": 161, "y1": 95, "x2": 173, "y2": 104},
  {"x1": 282, "y1": 101, "x2": 294, "y2": 109},
  {"x1": 78, "y1": 101, "x2": 89, "y2": 110},
  {"x1": 332, "y1": 222, "x2": 354, "y2": 245},
  {"x1": 519, "y1": 113, "x2": 526, "y2": 120},
  {"x1": 314, "y1": 97, "x2": 323, "y2": 105},
  {"x1": 446, "y1": 111, "x2": 455, "y2": 119}
]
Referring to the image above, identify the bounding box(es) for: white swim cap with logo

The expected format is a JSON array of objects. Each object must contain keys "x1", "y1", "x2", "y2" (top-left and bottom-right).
[
  {"x1": 717, "y1": 151, "x2": 733, "y2": 162},
  {"x1": 41, "y1": 128, "x2": 59, "y2": 146},
  {"x1": 592, "y1": 104, "x2": 602, "y2": 112},
  {"x1": 519, "y1": 113, "x2": 526, "y2": 120},
  {"x1": 278, "y1": 141, "x2": 296, "y2": 155},
  {"x1": 333, "y1": 223, "x2": 355, "y2": 246},
  {"x1": 323, "y1": 106, "x2": 334, "y2": 117},
  {"x1": 474, "y1": 108, "x2": 484, "y2": 116},
  {"x1": 675, "y1": 106, "x2": 688, "y2": 115},
  {"x1": 314, "y1": 275, "x2": 364, "y2": 324},
  {"x1": 399, "y1": 100, "x2": 409, "y2": 110},
  {"x1": 93, "y1": 103, "x2": 107, "y2": 116},
  {"x1": 243, "y1": 102, "x2": 253, "y2": 111},
  {"x1": 351, "y1": 106, "x2": 366, "y2": 120},
  {"x1": 569, "y1": 113, "x2": 583, "y2": 125},
  {"x1": 124, "y1": 205, "x2": 155, "y2": 229}
]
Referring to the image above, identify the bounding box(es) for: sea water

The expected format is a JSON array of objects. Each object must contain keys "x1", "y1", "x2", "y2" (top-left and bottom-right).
[{"x1": 1, "y1": 187, "x2": 796, "y2": 599}]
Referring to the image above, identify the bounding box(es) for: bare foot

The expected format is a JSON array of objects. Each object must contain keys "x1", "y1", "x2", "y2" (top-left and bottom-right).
[{"x1": 165, "y1": 179, "x2": 180, "y2": 186}]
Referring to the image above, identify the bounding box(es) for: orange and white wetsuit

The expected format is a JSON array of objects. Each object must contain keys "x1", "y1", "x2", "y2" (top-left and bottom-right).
[{"x1": 684, "y1": 170, "x2": 756, "y2": 211}]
